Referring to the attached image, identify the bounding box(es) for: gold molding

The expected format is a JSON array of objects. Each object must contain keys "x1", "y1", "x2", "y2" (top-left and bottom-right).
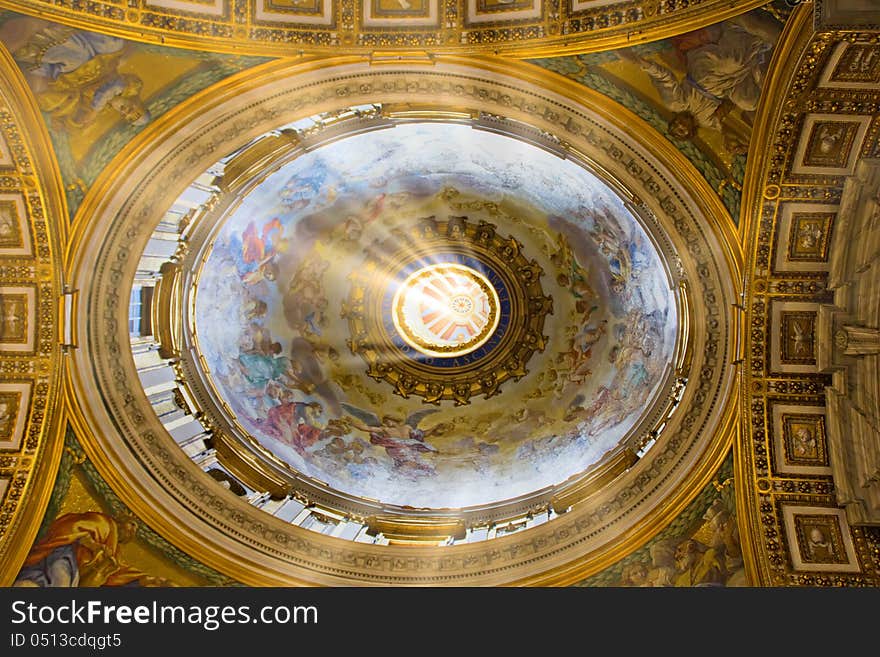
[
  {"x1": 549, "y1": 448, "x2": 638, "y2": 515},
  {"x1": 212, "y1": 432, "x2": 291, "y2": 500},
  {"x1": 735, "y1": 2, "x2": 816, "y2": 589},
  {"x1": 153, "y1": 261, "x2": 183, "y2": 360},
  {"x1": 0, "y1": 42, "x2": 67, "y2": 585},
  {"x1": 366, "y1": 516, "x2": 466, "y2": 544},
  {"x1": 0, "y1": 0, "x2": 771, "y2": 59},
  {"x1": 737, "y1": 1, "x2": 880, "y2": 586},
  {"x1": 64, "y1": 56, "x2": 741, "y2": 585},
  {"x1": 736, "y1": 3, "x2": 814, "y2": 248},
  {"x1": 346, "y1": 217, "x2": 552, "y2": 406}
]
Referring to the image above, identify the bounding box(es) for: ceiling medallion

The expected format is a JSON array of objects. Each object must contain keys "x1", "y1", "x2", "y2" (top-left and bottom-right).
[
  {"x1": 392, "y1": 262, "x2": 501, "y2": 359},
  {"x1": 344, "y1": 215, "x2": 552, "y2": 406}
]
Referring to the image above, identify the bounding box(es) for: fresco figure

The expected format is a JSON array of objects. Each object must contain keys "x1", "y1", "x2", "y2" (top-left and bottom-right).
[
  {"x1": 619, "y1": 14, "x2": 781, "y2": 140},
  {"x1": 0, "y1": 206, "x2": 19, "y2": 243},
  {"x1": 260, "y1": 399, "x2": 321, "y2": 445},
  {"x1": 236, "y1": 350, "x2": 290, "y2": 389},
  {"x1": 7, "y1": 19, "x2": 149, "y2": 129},
  {"x1": 647, "y1": 541, "x2": 678, "y2": 587},
  {"x1": 806, "y1": 527, "x2": 835, "y2": 562},
  {"x1": 280, "y1": 164, "x2": 329, "y2": 210},
  {"x1": 702, "y1": 498, "x2": 744, "y2": 583},
  {"x1": 0, "y1": 399, "x2": 14, "y2": 436},
  {"x1": 672, "y1": 538, "x2": 726, "y2": 586},
  {"x1": 317, "y1": 436, "x2": 378, "y2": 470},
  {"x1": 342, "y1": 404, "x2": 444, "y2": 477},
  {"x1": 282, "y1": 254, "x2": 330, "y2": 336},
  {"x1": 286, "y1": 336, "x2": 342, "y2": 415},
  {"x1": 236, "y1": 217, "x2": 288, "y2": 286},
  {"x1": 259, "y1": 398, "x2": 347, "y2": 455},
  {"x1": 791, "y1": 426, "x2": 818, "y2": 458},
  {"x1": 619, "y1": 561, "x2": 652, "y2": 587},
  {"x1": 14, "y1": 512, "x2": 170, "y2": 587}
]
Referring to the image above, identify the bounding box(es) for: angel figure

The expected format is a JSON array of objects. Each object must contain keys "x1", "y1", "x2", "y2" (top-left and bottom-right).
[
  {"x1": 5, "y1": 18, "x2": 150, "y2": 130},
  {"x1": 341, "y1": 403, "x2": 444, "y2": 477},
  {"x1": 242, "y1": 218, "x2": 286, "y2": 264},
  {"x1": 239, "y1": 217, "x2": 288, "y2": 286}
]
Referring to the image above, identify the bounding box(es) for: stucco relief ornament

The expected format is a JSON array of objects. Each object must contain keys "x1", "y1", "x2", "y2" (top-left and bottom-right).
[{"x1": 345, "y1": 216, "x2": 552, "y2": 406}]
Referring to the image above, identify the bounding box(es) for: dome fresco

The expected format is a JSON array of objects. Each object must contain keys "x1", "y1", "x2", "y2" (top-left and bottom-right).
[
  {"x1": 29, "y1": 3, "x2": 874, "y2": 589},
  {"x1": 193, "y1": 122, "x2": 678, "y2": 509}
]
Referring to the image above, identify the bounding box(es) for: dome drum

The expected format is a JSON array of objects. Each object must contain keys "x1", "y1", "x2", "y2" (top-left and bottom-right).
[{"x1": 66, "y1": 60, "x2": 739, "y2": 584}]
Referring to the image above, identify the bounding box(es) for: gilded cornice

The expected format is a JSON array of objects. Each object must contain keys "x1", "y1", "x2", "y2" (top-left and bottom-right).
[
  {"x1": 172, "y1": 122, "x2": 686, "y2": 527},
  {"x1": 0, "y1": 0, "x2": 769, "y2": 58},
  {"x1": 735, "y1": 1, "x2": 814, "y2": 588},
  {"x1": 738, "y1": 2, "x2": 880, "y2": 586},
  {"x1": 737, "y1": 3, "x2": 815, "y2": 248},
  {"x1": 65, "y1": 56, "x2": 740, "y2": 585},
  {"x1": 0, "y1": 43, "x2": 66, "y2": 585}
]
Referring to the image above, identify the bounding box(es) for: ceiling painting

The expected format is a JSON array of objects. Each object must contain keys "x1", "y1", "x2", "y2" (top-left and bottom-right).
[
  {"x1": 193, "y1": 122, "x2": 679, "y2": 509},
  {"x1": 12, "y1": 431, "x2": 235, "y2": 587},
  {"x1": 62, "y1": 56, "x2": 740, "y2": 583},
  {"x1": 0, "y1": 12, "x2": 270, "y2": 218},
  {"x1": 530, "y1": 4, "x2": 788, "y2": 222},
  {"x1": 4, "y1": 0, "x2": 872, "y2": 589}
]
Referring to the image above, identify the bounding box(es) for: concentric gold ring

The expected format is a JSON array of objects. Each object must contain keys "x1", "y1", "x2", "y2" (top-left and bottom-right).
[{"x1": 391, "y1": 263, "x2": 500, "y2": 358}]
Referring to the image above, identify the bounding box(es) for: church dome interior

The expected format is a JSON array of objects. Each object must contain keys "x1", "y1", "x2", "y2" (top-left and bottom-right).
[
  {"x1": 0, "y1": 0, "x2": 877, "y2": 588},
  {"x1": 177, "y1": 119, "x2": 682, "y2": 512}
]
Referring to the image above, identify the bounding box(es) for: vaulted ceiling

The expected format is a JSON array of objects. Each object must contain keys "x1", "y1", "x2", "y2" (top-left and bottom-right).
[{"x1": 0, "y1": 0, "x2": 877, "y2": 587}]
